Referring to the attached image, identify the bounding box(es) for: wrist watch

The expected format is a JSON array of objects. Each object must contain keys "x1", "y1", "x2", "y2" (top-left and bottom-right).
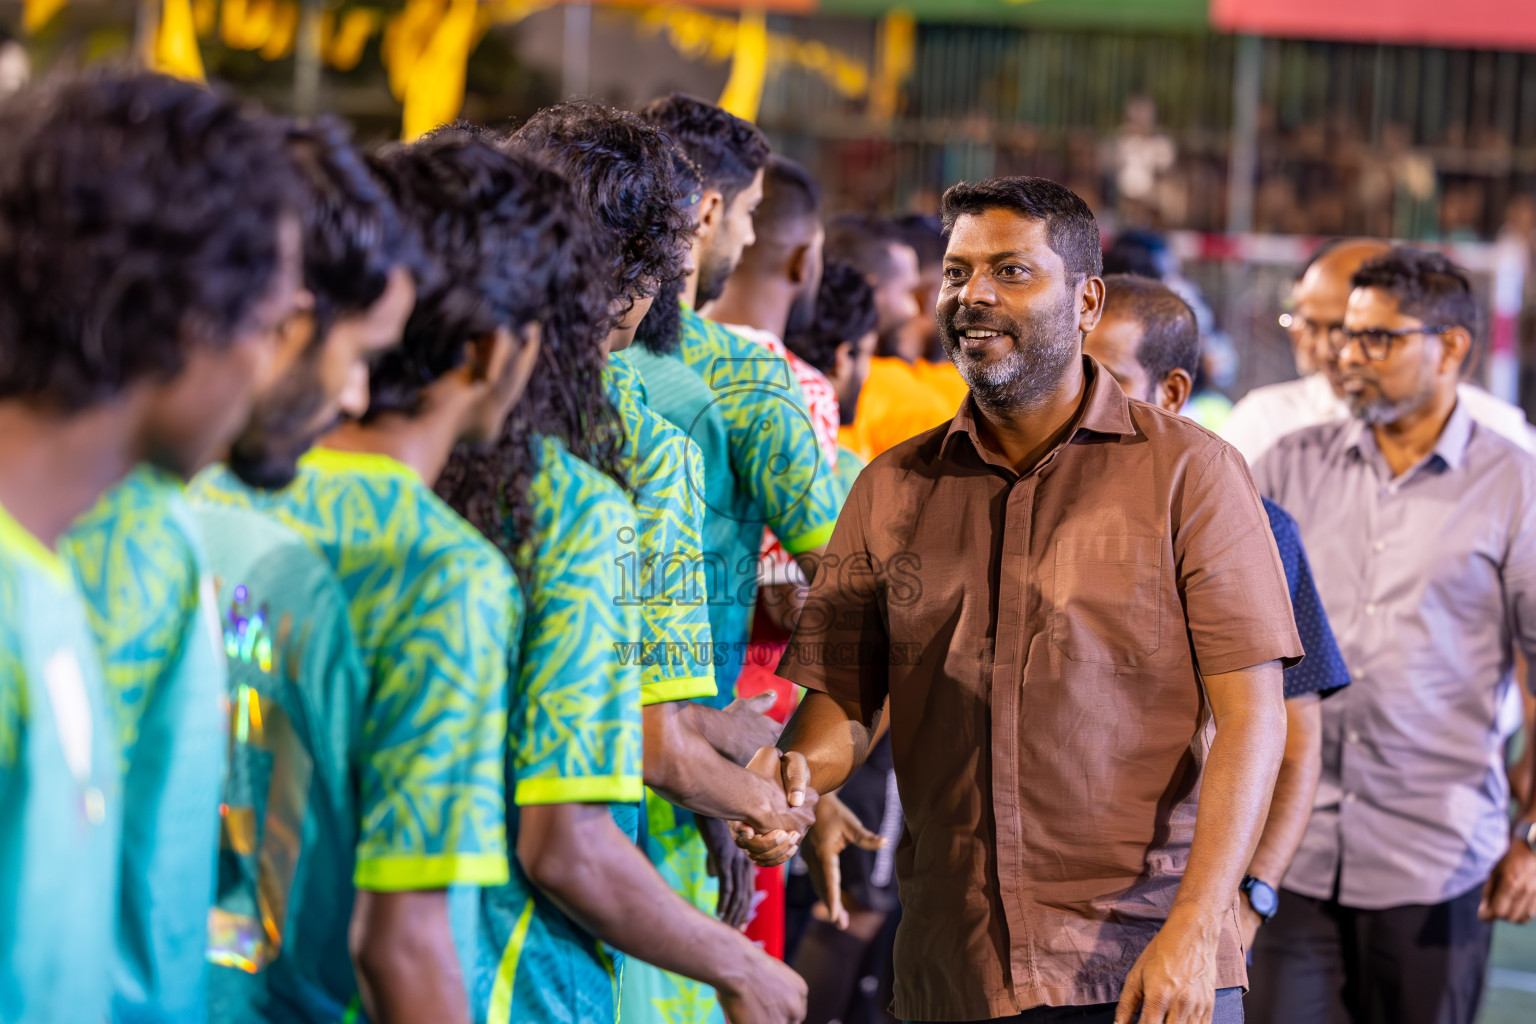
[
  {"x1": 1516, "y1": 820, "x2": 1536, "y2": 855},
  {"x1": 1240, "y1": 875, "x2": 1279, "y2": 923}
]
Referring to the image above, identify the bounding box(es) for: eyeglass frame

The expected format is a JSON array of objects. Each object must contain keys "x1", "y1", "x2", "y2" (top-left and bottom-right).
[{"x1": 1326, "y1": 324, "x2": 1461, "y2": 362}]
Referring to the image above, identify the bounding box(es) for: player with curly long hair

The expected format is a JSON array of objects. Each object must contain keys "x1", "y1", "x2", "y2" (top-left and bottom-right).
[{"x1": 430, "y1": 100, "x2": 806, "y2": 1024}]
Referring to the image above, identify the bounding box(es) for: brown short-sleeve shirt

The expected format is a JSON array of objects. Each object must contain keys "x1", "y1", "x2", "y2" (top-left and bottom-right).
[{"x1": 779, "y1": 357, "x2": 1302, "y2": 1021}]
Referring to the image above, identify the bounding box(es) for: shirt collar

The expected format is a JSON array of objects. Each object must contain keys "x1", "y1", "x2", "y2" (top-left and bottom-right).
[
  {"x1": 1341, "y1": 397, "x2": 1475, "y2": 473},
  {"x1": 942, "y1": 356, "x2": 1137, "y2": 469}
]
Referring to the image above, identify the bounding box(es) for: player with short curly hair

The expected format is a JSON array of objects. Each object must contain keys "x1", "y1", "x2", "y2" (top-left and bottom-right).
[{"x1": 0, "y1": 71, "x2": 308, "y2": 1024}]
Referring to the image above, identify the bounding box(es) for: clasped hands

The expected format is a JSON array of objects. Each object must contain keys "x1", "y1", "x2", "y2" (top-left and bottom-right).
[{"x1": 727, "y1": 748, "x2": 886, "y2": 931}]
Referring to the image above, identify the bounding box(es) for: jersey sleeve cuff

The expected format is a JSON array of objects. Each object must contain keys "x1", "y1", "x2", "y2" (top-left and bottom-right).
[
  {"x1": 641, "y1": 674, "x2": 719, "y2": 706},
  {"x1": 353, "y1": 852, "x2": 509, "y2": 892},
  {"x1": 777, "y1": 520, "x2": 836, "y2": 556},
  {"x1": 514, "y1": 774, "x2": 644, "y2": 807}
]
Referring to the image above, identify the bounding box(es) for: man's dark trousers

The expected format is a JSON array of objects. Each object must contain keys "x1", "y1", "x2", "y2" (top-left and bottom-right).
[{"x1": 1246, "y1": 884, "x2": 1493, "y2": 1024}]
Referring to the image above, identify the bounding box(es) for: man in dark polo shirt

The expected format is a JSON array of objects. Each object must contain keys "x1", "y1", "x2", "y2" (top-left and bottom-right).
[{"x1": 738, "y1": 177, "x2": 1303, "y2": 1024}]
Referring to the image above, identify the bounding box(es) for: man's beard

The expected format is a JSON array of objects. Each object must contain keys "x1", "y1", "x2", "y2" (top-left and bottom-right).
[
  {"x1": 695, "y1": 245, "x2": 734, "y2": 307},
  {"x1": 226, "y1": 356, "x2": 337, "y2": 490},
  {"x1": 1345, "y1": 362, "x2": 1437, "y2": 426},
  {"x1": 941, "y1": 296, "x2": 1081, "y2": 413}
]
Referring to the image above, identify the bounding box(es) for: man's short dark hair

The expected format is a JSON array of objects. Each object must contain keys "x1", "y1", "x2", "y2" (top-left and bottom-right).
[
  {"x1": 0, "y1": 72, "x2": 299, "y2": 410},
  {"x1": 1102, "y1": 274, "x2": 1200, "y2": 387},
  {"x1": 940, "y1": 176, "x2": 1103, "y2": 281},
  {"x1": 640, "y1": 93, "x2": 769, "y2": 205},
  {"x1": 510, "y1": 101, "x2": 692, "y2": 309},
  {"x1": 1102, "y1": 229, "x2": 1167, "y2": 279},
  {"x1": 825, "y1": 214, "x2": 907, "y2": 283},
  {"x1": 753, "y1": 155, "x2": 821, "y2": 239},
  {"x1": 786, "y1": 261, "x2": 878, "y2": 377},
  {"x1": 1351, "y1": 247, "x2": 1479, "y2": 335},
  {"x1": 893, "y1": 214, "x2": 946, "y2": 269},
  {"x1": 288, "y1": 118, "x2": 421, "y2": 346}
]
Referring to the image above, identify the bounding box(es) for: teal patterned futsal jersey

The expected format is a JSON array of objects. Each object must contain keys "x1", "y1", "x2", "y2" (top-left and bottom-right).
[
  {"x1": 458, "y1": 434, "x2": 642, "y2": 1024},
  {"x1": 191, "y1": 503, "x2": 374, "y2": 1023},
  {"x1": 626, "y1": 306, "x2": 841, "y2": 705},
  {"x1": 191, "y1": 450, "x2": 514, "y2": 1021},
  {"x1": 606, "y1": 351, "x2": 716, "y2": 706},
  {"x1": 0, "y1": 500, "x2": 119, "y2": 1024},
  {"x1": 61, "y1": 465, "x2": 229, "y2": 1024}
]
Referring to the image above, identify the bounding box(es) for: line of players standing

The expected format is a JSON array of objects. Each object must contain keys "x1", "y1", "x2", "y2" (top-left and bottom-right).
[{"x1": 0, "y1": 72, "x2": 890, "y2": 1024}]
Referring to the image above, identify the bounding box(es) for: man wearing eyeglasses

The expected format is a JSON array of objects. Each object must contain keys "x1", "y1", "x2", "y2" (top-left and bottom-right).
[
  {"x1": 1221, "y1": 238, "x2": 1535, "y2": 466},
  {"x1": 1247, "y1": 247, "x2": 1536, "y2": 1024}
]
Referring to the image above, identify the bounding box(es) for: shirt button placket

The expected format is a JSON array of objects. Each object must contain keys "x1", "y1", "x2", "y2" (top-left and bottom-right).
[{"x1": 994, "y1": 476, "x2": 1038, "y2": 995}]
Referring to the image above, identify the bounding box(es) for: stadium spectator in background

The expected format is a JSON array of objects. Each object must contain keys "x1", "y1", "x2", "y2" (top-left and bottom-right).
[
  {"x1": 894, "y1": 214, "x2": 970, "y2": 410},
  {"x1": 829, "y1": 215, "x2": 952, "y2": 460},
  {"x1": 0, "y1": 73, "x2": 307, "y2": 1024},
  {"x1": 787, "y1": 261, "x2": 882, "y2": 468},
  {"x1": 1222, "y1": 238, "x2": 1536, "y2": 464},
  {"x1": 1250, "y1": 248, "x2": 1536, "y2": 1024},
  {"x1": 1083, "y1": 274, "x2": 1353, "y2": 963},
  {"x1": 743, "y1": 176, "x2": 1300, "y2": 1024}
]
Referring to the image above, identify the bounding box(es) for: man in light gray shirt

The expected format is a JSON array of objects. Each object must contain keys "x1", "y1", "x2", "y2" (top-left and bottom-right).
[{"x1": 1249, "y1": 247, "x2": 1536, "y2": 1024}]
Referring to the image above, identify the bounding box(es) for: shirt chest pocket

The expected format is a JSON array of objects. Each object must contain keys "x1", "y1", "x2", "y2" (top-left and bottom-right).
[{"x1": 1050, "y1": 535, "x2": 1163, "y2": 666}]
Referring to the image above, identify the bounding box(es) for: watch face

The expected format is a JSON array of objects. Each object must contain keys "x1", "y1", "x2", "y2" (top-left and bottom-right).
[{"x1": 1247, "y1": 879, "x2": 1279, "y2": 918}]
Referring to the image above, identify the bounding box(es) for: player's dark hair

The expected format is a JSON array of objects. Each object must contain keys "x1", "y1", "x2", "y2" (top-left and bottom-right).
[
  {"x1": 1102, "y1": 229, "x2": 1167, "y2": 280},
  {"x1": 640, "y1": 93, "x2": 770, "y2": 207},
  {"x1": 288, "y1": 118, "x2": 422, "y2": 346},
  {"x1": 630, "y1": 147, "x2": 704, "y2": 359},
  {"x1": 1350, "y1": 248, "x2": 1479, "y2": 335},
  {"x1": 940, "y1": 175, "x2": 1103, "y2": 281},
  {"x1": 893, "y1": 214, "x2": 946, "y2": 268},
  {"x1": 755, "y1": 155, "x2": 821, "y2": 235},
  {"x1": 0, "y1": 72, "x2": 299, "y2": 410},
  {"x1": 825, "y1": 214, "x2": 908, "y2": 283},
  {"x1": 785, "y1": 261, "x2": 878, "y2": 377},
  {"x1": 370, "y1": 131, "x2": 622, "y2": 560},
  {"x1": 1102, "y1": 274, "x2": 1200, "y2": 390},
  {"x1": 633, "y1": 276, "x2": 686, "y2": 358},
  {"x1": 509, "y1": 101, "x2": 692, "y2": 316}
]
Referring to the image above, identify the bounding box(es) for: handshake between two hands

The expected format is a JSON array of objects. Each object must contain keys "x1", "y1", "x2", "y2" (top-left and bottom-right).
[{"x1": 725, "y1": 747, "x2": 885, "y2": 931}]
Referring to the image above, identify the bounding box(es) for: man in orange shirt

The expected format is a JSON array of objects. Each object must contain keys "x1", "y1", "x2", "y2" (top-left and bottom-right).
[{"x1": 897, "y1": 214, "x2": 970, "y2": 410}]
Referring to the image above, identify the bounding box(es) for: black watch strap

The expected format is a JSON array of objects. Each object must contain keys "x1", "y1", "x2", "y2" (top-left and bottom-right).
[{"x1": 1240, "y1": 875, "x2": 1279, "y2": 922}]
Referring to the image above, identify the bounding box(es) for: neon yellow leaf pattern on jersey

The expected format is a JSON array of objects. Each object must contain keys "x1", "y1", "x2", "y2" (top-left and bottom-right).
[
  {"x1": 60, "y1": 465, "x2": 210, "y2": 768},
  {"x1": 190, "y1": 452, "x2": 511, "y2": 887},
  {"x1": 511, "y1": 436, "x2": 643, "y2": 804},
  {"x1": 607, "y1": 353, "x2": 716, "y2": 705}
]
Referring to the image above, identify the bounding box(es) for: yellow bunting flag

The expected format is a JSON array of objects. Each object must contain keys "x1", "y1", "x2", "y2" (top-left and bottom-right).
[
  {"x1": 154, "y1": 0, "x2": 207, "y2": 81},
  {"x1": 870, "y1": 9, "x2": 915, "y2": 123},
  {"x1": 400, "y1": 0, "x2": 478, "y2": 141},
  {"x1": 22, "y1": 0, "x2": 68, "y2": 34},
  {"x1": 717, "y1": 7, "x2": 768, "y2": 123}
]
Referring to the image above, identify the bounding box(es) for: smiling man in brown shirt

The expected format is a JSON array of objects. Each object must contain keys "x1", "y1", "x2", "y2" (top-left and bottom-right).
[{"x1": 737, "y1": 177, "x2": 1303, "y2": 1024}]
